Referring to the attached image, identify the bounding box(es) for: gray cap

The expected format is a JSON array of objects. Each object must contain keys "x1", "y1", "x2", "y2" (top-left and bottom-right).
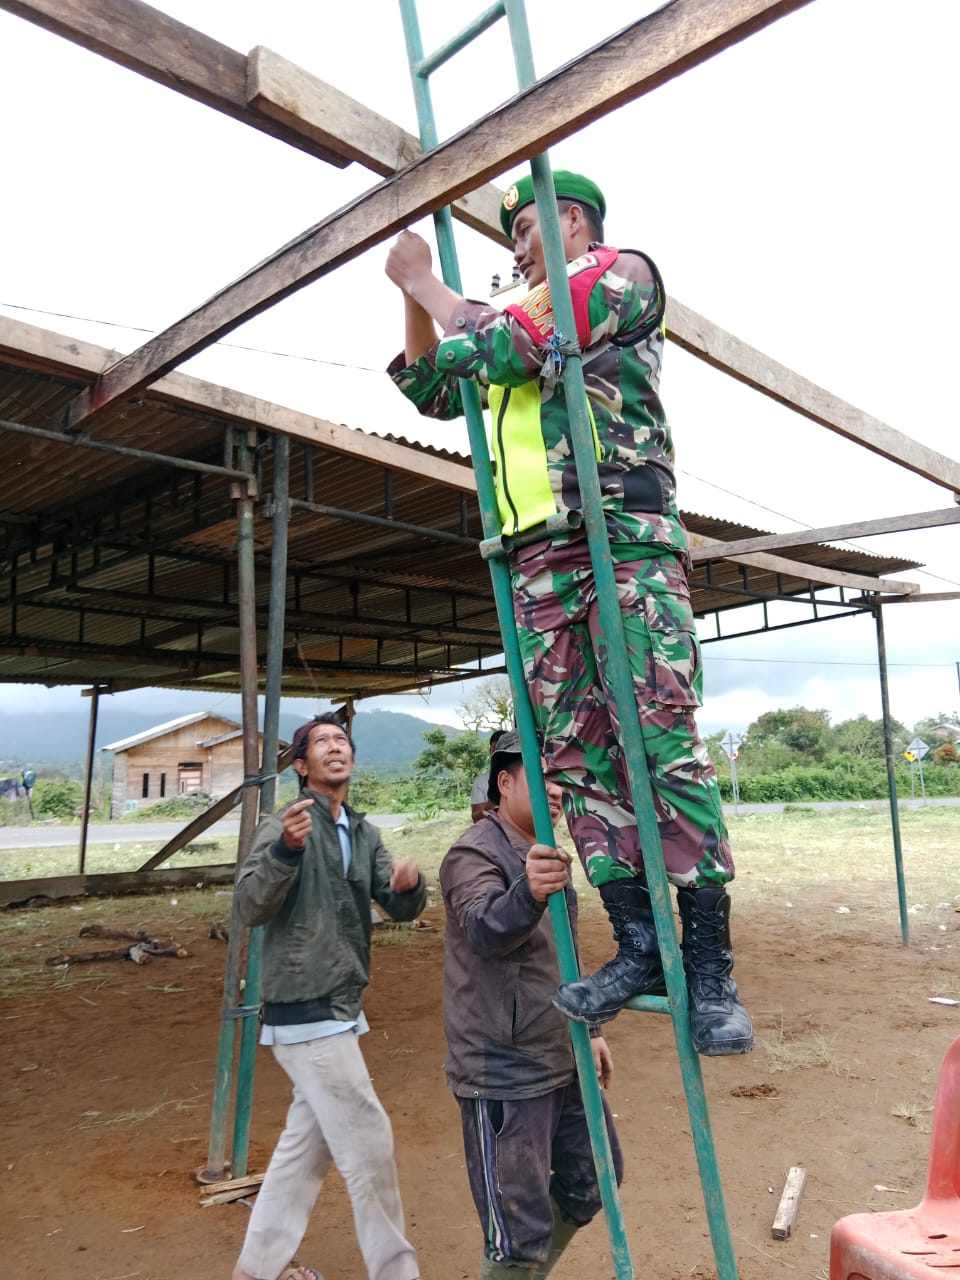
[{"x1": 487, "y1": 729, "x2": 522, "y2": 805}]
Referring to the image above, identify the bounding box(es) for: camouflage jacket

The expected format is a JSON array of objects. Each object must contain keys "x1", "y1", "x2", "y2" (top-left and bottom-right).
[{"x1": 388, "y1": 246, "x2": 688, "y2": 550}]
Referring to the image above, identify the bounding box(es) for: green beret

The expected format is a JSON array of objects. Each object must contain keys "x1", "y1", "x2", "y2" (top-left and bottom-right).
[{"x1": 499, "y1": 169, "x2": 606, "y2": 238}]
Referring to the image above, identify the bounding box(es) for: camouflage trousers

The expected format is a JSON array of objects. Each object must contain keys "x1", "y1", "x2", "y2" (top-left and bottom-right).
[{"x1": 510, "y1": 535, "x2": 733, "y2": 889}]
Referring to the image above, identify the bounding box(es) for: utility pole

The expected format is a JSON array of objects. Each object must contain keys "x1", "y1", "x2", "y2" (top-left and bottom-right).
[{"x1": 721, "y1": 733, "x2": 741, "y2": 815}]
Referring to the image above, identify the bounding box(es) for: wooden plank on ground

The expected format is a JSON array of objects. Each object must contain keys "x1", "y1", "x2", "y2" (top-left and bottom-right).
[
  {"x1": 772, "y1": 1165, "x2": 807, "y2": 1239},
  {"x1": 200, "y1": 1173, "x2": 264, "y2": 1196},
  {"x1": 0, "y1": 863, "x2": 237, "y2": 908},
  {"x1": 59, "y1": 0, "x2": 813, "y2": 428}
]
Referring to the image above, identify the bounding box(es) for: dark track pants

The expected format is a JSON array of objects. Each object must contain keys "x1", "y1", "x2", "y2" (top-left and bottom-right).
[{"x1": 458, "y1": 1082, "x2": 623, "y2": 1266}]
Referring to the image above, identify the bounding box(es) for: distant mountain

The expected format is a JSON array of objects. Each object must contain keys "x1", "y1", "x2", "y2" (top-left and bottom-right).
[
  {"x1": 0, "y1": 705, "x2": 458, "y2": 775},
  {"x1": 279, "y1": 707, "x2": 457, "y2": 774}
]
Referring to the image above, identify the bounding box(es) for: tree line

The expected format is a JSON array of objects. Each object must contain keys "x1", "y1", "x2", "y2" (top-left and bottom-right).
[
  {"x1": 3, "y1": 685, "x2": 958, "y2": 824},
  {"x1": 707, "y1": 708, "x2": 960, "y2": 803}
]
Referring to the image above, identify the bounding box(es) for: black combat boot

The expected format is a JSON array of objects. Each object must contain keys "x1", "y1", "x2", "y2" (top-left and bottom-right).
[
  {"x1": 676, "y1": 886, "x2": 754, "y2": 1056},
  {"x1": 552, "y1": 880, "x2": 666, "y2": 1024}
]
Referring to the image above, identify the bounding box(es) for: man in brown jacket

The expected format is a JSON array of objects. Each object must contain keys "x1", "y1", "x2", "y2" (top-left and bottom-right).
[{"x1": 440, "y1": 731, "x2": 622, "y2": 1279}]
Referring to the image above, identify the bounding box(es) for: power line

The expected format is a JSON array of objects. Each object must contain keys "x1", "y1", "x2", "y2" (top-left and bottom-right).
[
  {"x1": 0, "y1": 300, "x2": 385, "y2": 374},
  {"x1": 705, "y1": 655, "x2": 955, "y2": 668},
  {"x1": 5, "y1": 302, "x2": 959, "y2": 590},
  {"x1": 679, "y1": 465, "x2": 960, "y2": 590}
]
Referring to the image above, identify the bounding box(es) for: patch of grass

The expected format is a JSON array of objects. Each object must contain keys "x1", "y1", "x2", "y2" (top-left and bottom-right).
[
  {"x1": 891, "y1": 1098, "x2": 934, "y2": 1131},
  {"x1": 762, "y1": 1026, "x2": 842, "y2": 1074},
  {"x1": 0, "y1": 888, "x2": 225, "y2": 999},
  {"x1": 0, "y1": 837, "x2": 237, "y2": 881},
  {"x1": 73, "y1": 1092, "x2": 204, "y2": 1130},
  {"x1": 372, "y1": 923, "x2": 428, "y2": 948},
  {"x1": 378, "y1": 809, "x2": 472, "y2": 883},
  {"x1": 731, "y1": 806, "x2": 960, "y2": 922}
]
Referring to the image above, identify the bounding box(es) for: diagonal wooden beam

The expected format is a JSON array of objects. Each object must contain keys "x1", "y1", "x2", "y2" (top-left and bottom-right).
[
  {"x1": 11, "y1": 1, "x2": 959, "y2": 498},
  {"x1": 58, "y1": 0, "x2": 813, "y2": 429},
  {"x1": 667, "y1": 299, "x2": 960, "y2": 494},
  {"x1": 689, "y1": 507, "x2": 960, "y2": 562}
]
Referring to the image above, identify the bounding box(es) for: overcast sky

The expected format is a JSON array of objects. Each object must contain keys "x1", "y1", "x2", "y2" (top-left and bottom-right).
[{"x1": 1, "y1": 0, "x2": 958, "y2": 740}]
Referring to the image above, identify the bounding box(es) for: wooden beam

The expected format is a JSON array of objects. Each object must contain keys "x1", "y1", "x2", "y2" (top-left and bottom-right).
[
  {"x1": 0, "y1": 315, "x2": 477, "y2": 492},
  {"x1": 690, "y1": 507, "x2": 960, "y2": 562},
  {"x1": 137, "y1": 741, "x2": 296, "y2": 872},
  {"x1": 11, "y1": 2, "x2": 956, "y2": 497},
  {"x1": 668, "y1": 299, "x2": 960, "y2": 494},
  {"x1": 686, "y1": 531, "x2": 919, "y2": 595},
  {"x1": 771, "y1": 1166, "x2": 806, "y2": 1240},
  {"x1": 0, "y1": 863, "x2": 237, "y2": 908},
  {"x1": 871, "y1": 591, "x2": 960, "y2": 605},
  {"x1": 0, "y1": 1, "x2": 510, "y2": 240},
  {"x1": 59, "y1": 0, "x2": 813, "y2": 429},
  {"x1": 0, "y1": 0, "x2": 350, "y2": 166}
]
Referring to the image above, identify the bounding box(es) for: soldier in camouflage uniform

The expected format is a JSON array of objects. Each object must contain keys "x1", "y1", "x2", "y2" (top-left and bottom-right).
[{"x1": 385, "y1": 171, "x2": 752, "y2": 1056}]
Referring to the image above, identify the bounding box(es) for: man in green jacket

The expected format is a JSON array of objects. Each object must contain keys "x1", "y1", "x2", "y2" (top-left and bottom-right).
[{"x1": 231, "y1": 713, "x2": 426, "y2": 1280}]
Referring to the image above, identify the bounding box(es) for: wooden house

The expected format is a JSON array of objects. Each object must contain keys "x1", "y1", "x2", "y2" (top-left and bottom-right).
[{"x1": 102, "y1": 713, "x2": 270, "y2": 818}]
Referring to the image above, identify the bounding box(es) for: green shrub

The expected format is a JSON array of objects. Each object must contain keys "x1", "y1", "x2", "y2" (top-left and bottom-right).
[
  {"x1": 716, "y1": 754, "x2": 960, "y2": 804},
  {"x1": 32, "y1": 777, "x2": 84, "y2": 819},
  {"x1": 131, "y1": 793, "x2": 211, "y2": 821}
]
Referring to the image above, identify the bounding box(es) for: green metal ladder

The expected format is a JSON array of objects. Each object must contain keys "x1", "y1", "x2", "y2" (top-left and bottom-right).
[{"x1": 398, "y1": 4, "x2": 740, "y2": 1277}]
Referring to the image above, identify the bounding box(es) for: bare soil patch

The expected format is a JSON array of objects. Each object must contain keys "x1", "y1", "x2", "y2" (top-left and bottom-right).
[{"x1": 2, "y1": 818, "x2": 959, "y2": 1280}]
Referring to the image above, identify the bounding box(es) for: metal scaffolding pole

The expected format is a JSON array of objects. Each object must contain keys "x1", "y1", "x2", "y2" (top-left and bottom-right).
[
  {"x1": 231, "y1": 433, "x2": 291, "y2": 1178},
  {"x1": 874, "y1": 599, "x2": 910, "y2": 945},
  {"x1": 203, "y1": 430, "x2": 261, "y2": 1180},
  {"x1": 77, "y1": 683, "x2": 104, "y2": 874}
]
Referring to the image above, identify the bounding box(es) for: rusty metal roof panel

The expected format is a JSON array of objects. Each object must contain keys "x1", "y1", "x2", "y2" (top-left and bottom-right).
[{"x1": 0, "y1": 319, "x2": 925, "y2": 697}]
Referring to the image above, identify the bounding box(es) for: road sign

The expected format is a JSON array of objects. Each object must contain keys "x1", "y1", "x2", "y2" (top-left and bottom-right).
[
  {"x1": 903, "y1": 750, "x2": 916, "y2": 762},
  {"x1": 721, "y1": 733, "x2": 739, "y2": 760},
  {"x1": 907, "y1": 737, "x2": 930, "y2": 760}
]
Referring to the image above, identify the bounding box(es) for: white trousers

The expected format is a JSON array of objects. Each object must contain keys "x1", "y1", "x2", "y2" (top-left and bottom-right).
[{"x1": 236, "y1": 1033, "x2": 419, "y2": 1280}]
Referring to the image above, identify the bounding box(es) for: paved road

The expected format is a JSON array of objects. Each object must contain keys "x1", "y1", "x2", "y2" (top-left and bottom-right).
[
  {"x1": 1, "y1": 798, "x2": 956, "y2": 851},
  {"x1": 727, "y1": 796, "x2": 960, "y2": 815},
  {"x1": 0, "y1": 813, "x2": 413, "y2": 851}
]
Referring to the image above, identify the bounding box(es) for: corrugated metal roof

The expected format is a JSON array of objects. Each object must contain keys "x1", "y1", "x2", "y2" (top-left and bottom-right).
[
  {"x1": 102, "y1": 711, "x2": 238, "y2": 753},
  {"x1": 0, "y1": 317, "x2": 921, "y2": 700}
]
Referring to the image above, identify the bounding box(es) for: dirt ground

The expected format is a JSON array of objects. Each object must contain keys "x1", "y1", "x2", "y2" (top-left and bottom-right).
[{"x1": 2, "y1": 878, "x2": 958, "y2": 1280}]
